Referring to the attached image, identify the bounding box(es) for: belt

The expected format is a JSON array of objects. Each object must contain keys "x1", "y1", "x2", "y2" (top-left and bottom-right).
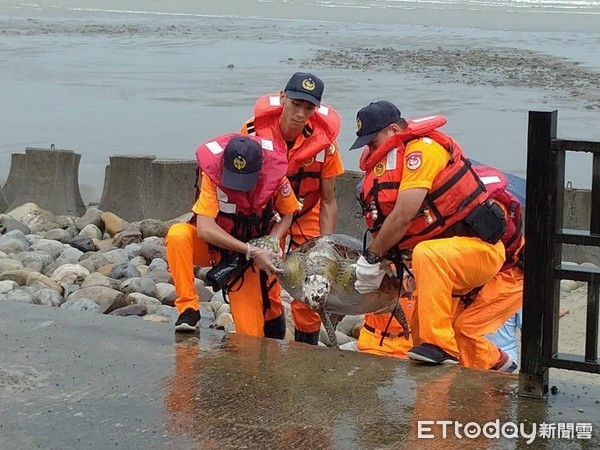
[{"x1": 363, "y1": 323, "x2": 406, "y2": 340}]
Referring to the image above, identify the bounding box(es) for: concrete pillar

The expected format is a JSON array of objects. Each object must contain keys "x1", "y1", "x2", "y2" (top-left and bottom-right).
[
  {"x1": 98, "y1": 155, "x2": 156, "y2": 222},
  {"x1": 0, "y1": 188, "x2": 7, "y2": 213},
  {"x1": 2, "y1": 153, "x2": 27, "y2": 204},
  {"x1": 6, "y1": 148, "x2": 86, "y2": 216},
  {"x1": 149, "y1": 160, "x2": 197, "y2": 221},
  {"x1": 334, "y1": 171, "x2": 365, "y2": 239}
]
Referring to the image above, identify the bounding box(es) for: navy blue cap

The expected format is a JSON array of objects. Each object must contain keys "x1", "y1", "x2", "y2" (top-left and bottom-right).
[
  {"x1": 349, "y1": 101, "x2": 402, "y2": 150},
  {"x1": 284, "y1": 72, "x2": 324, "y2": 107},
  {"x1": 221, "y1": 136, "x2": 262, "y2": 192}
]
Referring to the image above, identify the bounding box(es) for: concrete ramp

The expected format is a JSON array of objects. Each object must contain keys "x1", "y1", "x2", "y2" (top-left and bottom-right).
[
  {"x1": 1, "y1": 301, "x2": 598, "y2": 449},
  {"x1": 0, "y1": 188, "x2": 7, "y2": 213},
  {"x1": 4, "y1": 148, "x2": 86, "y2": 216}
]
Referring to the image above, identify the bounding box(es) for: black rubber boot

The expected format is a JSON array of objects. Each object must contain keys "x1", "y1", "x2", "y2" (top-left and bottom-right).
[
  {"x1": 263, "y1": 313, "x2": 286, "y2": 340},
  {"x1": 294, "y1": 329, "x2": 320, "y2": 345}
]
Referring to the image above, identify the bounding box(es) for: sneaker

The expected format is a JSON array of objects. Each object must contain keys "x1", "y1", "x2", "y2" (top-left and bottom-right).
[
  {"x1": 492, "y1": 350, "x2": 517, "y2": 372},
  {"x1": 407, "y1": 343, "x2": 459, "y2": 364},
  {"x1": 175, "y1": 308, "x2": 200, "y2": 332}
]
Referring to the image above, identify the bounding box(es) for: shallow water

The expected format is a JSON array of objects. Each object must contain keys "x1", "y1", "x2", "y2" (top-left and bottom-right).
[{"x1": 1, "y1": 0, "x2": 598, "y2": 203}]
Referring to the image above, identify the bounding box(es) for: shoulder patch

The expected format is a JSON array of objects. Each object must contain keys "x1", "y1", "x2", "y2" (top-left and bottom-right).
[
  {"x1": 406, "y1": 151, "x2": 422, "y2": 171},
  {"x1": 328, "y1": 143, "x2": 336, "y2": 155},
  {"x1": 279, "y1": 180, "x2": 292, "y2": 197}
]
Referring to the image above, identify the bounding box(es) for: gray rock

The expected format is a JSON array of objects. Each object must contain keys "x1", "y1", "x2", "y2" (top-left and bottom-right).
[
  {"x1": 148, "y1": 258, "x2": 168, "y2": 272},
  {"x1": 43, "y1": 258, "x2": 73, "y2": 277},
  {"x1": 155, "y1": 282, "x2": 176, "y2": 303},
  {"x1": 0, "y1": 279, "x2": 18, "y2": 294},
  {"x1": 2, "y1": 229, "x2": 28, "y2": 245},
  {"x1": 60, "y1": 298, "x2": 101, "y2": 313},
  {"x1": 120, "y1": 277, "x2": 157, "y2": 297},
  {"x1": 76, "y1": 207, "x2": 104, "y2": 231},
  {"x1": 154, "y1": 304, "x2": 178, "y2": 322},
  {"x1": 69, "y1": 235, "x2": 96, "y2": 253},
  {"x1": 59, "y1": 247, "x2": 84, "y2": 264},
  {"x1": 109, "y1": 263, "x2": 141, "y2": 280},
  {"x1": 79, "y1": 224, "x2": 103, "y2": 240},
  {"x1": 4, "y1": 288, "x2": 34, "y2": 304},
  {"x1": 101, "y1": 249, "x2": 129, "y2": 265},
  {"x1": 63, "y1": 284, "x2": 80, "y2": 298},
  {"x1": 129, "y1": 256, "x2": 147, "y2": 267},
  {"x1": 81, "y1": 272, "x2": 118, "y2": 289},
  {"x1": 78, "y1": 252, "x2": 109, "y2": 272},
  {"x1": 30, "y1": 239, "x2": 66, "y2": 260},
  {"x1": 123, "y1": 243, "x2": 142, "y2": 258},
  {"x1": 0, "y1": 258, "x2": 24, "y2": 273},
  {"x1": 69, "y1": 286, "x2": 126, "y2": 313},
  {"x1": 0, "y1": 215, "x2": 31, "y2": 235},
  {"x1": 15, "y1": 250, "x2": 54, "y2": 272},
  {"x1": 115, "y1": 228, "x2": 143, "y2": 248},
  {"x1": 32, "y1": 288, "x2": 63, "y2": 307},
  {"x1": 140, "y1": 219, "x2": 169, "y2": 239},
  {"x1": 108, "y1": 303, "x2": 148, "y2": 317},
  {"x1": 140, "y1": 242, "x2": 166, "y2": 263},
  {"x1": 0, "y1": 237, "x2": 27, "y2": 254},
  {"x1": 125, "y1": 292, "x2": 162, "y2": 314},
  {"x1": 145, "y1": 269, "x2": 172, "y2": 285},
  {"x1": 44, "y1": 228, "x2": 73, "y2": 243}
]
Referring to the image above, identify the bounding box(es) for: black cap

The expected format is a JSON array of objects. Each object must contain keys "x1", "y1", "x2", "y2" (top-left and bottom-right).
[
  {"x1": 221, "y1": 136, "x2": 262, "y2": 192},
  {"x1": 349, "y1": 101, "x2": 402, "y2": 150},
  {"x1": 284, "y1": 72, "x2": 324, "y2": 107}
]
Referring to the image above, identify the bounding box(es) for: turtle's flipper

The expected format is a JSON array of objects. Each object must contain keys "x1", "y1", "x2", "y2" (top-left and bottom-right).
[
  {"x1": 392, "y1": 304, "x2": 410, "y2": 340},
  {"x1": 319, "y1": 309, "x2": 339, "y2": 348}
]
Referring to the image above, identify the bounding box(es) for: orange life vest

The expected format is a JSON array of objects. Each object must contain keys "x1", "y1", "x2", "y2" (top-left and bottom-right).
[
  {"x1": 196, "y1": 133, "x2": 288, "y2": 241},
  {"x1": 245, "y1": 94, "x2": 341, "y2": 216},
  {"x1": 359, "y1": 116, "x2": 488, "y2": 250}
]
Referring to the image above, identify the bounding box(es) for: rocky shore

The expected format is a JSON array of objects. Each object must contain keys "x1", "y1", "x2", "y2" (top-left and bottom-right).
[{"x1": 0, "y1": 203, "x2": 363, "y2": 348}]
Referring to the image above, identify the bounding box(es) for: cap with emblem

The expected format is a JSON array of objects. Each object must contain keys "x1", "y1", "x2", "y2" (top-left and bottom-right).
[
  {"x1": 221, "y1": 136, "x2": 263, "y2": 192},
  {"x1": 349, "y1": 101, "x2": 402, "y2": 150},
  {"x1": 284, "y1": 72, "x2": 324, "y2": 107}
]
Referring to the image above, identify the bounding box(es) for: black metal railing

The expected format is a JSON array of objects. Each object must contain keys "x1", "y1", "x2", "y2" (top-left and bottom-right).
[{"x1": 519, "y1": 110, "x2": 600, "y2": 398}]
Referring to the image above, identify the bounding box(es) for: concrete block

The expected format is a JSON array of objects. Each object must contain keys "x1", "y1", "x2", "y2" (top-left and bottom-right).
[
  {"x1": 98, "y1": 155, "x2": 156, "y2": 222},
  {"x1": 334, "y1": 171, "x2": 364, "y2": 239},
  {"x1": 6, "y1": 148, "x2": 86, "y2": 216},
  {"x1": 149, "y1": 160, "x2": 197, "y2": 221},
  {"x1": 3, "y1": 153, "x2": 27, "y2": 204},
  {"x1": 0, "y1": 187, "x2": 7, "y2": 213}
]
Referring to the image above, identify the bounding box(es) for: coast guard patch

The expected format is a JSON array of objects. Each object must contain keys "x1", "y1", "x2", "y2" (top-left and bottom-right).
[
  {"x1": 406, "y1": 152, "x2": 422, "y2": 171},
  {"x1": 279, "y1": 180, "x2": 292, "y2": 197},
  {"x1": 374, "y1": 162, "x2": 386, "y2": 177}
]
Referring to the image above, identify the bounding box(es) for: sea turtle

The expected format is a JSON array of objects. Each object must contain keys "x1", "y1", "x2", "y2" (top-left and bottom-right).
[{"x1": 251, "y1": 233, "x2": 410, "y2": 348}]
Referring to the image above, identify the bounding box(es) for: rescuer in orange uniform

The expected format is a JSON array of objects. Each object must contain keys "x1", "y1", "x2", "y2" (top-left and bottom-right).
[
  {"x1": 352, "y1": 100, "x2": 510, "y2": 367},
  {"x1": 166, "y1": 134, "x2": 300, "y2": 338},
  {"x1": 241, "y1": 72, "x2": 345, "y2": 345}
]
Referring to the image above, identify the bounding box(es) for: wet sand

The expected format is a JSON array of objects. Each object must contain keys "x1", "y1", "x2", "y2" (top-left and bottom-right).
[{"x1": 1, "y1": 0, "x2": 599, "y2": 202}]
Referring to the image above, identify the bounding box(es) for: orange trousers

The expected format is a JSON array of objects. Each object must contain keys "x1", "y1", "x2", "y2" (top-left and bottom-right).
[
  {"x1": 269, "y1": 206, "x2": 322, "y2": 334},
  {"x1": 165, "y1": 223, "x2": 283, "y2": 338},
  {"x1": 358, "y1": 296, "x2": 416, "y2": 358},
  {"x1": 454, "y1": 266, "x2": 523, "y2": 369},
  {"x1": 411, "y1": 236, "x2": 505, "y2": 359}
]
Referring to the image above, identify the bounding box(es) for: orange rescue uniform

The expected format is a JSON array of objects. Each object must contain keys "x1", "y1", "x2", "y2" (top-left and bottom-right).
[
  {"x1": 166, "y1": 175, "x2": 300, "y2": 338},
  {"x1": 242, "y1": 104, "x2": 344, "y2": 335}
]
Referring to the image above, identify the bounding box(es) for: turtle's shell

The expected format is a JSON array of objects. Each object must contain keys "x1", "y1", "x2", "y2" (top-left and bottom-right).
[{"x1": 270, "y1": 234, "x2": 402, "y2": 316}]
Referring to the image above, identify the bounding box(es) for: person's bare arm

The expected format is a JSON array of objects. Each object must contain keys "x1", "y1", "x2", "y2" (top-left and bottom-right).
[
  {"x1": 367, "y1": 188, "x2": 428, "y2": 257},
  {"x1": 269, "y1": 212, "x2": 293, "y2": 240},
  {"x1": 319, "y1": 176, "x2": 338, "y2": 235}
]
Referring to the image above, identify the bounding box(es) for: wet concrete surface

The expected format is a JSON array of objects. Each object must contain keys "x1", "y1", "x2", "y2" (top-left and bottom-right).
[{"x1": 1, "y1": 301, "x2": 599, "y2": 449}]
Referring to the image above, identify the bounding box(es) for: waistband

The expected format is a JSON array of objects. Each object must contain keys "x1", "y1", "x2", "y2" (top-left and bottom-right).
[{"x1": 363, "y1": 323, "x2": 406, "y2": 340}]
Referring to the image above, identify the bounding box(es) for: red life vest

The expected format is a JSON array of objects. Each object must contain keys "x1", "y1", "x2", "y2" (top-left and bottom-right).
[
  {"x1": 472, "y1": 165, "x2": 524, "y2": 269},
  {"x1": 245, "y1": 94, "x2": 341, "y2": 216},
  {"x1": 196, "y1": 133, "x2": 288, "y2": 240},
  {"x1": 359, "y1": 115, "x2": 488, "y2": 250}
]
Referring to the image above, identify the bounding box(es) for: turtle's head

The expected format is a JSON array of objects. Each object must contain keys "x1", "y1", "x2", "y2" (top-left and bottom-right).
[{"x1": 302, "y1": 274, "x2": 331, "y2": 310}]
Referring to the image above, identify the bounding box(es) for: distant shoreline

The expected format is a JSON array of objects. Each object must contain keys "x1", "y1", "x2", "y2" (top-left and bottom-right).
[{"x1": 2, "y1": 0, "x2": 600, "y2": 32}]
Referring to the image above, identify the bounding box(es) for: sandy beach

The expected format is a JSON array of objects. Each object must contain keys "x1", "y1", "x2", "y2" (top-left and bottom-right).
[{"x1": 1, "y1": 0, "x2": 599, "y2": 203}]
